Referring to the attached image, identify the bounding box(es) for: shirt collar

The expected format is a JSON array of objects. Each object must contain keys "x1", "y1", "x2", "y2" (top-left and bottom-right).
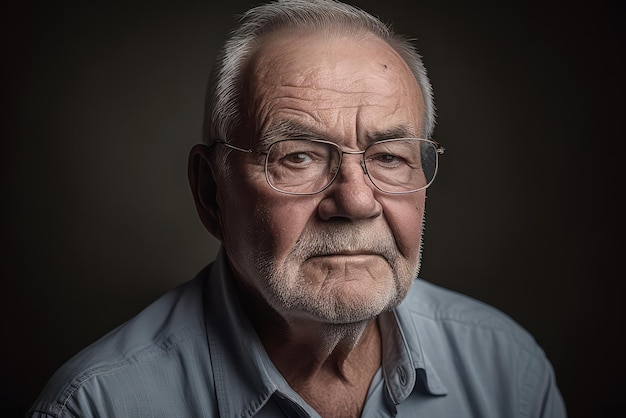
[
  {"x1": 203, "y1": 249, "x2": 447, "y2": 416},
  {"x1": 382, "y1": 293, "x2": 449, "y2": 403},
  {"x1": 203, "y1": 249, "x2": 320, "y2": 417}
]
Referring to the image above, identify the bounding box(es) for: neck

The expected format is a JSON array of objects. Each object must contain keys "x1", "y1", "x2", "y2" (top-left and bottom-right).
[
  {"x1": 236, "y1": 280, "x2": 382, "y2": 387},
  {"x1": 267, "y1": 317, "x2": 381, "y2": 385}
]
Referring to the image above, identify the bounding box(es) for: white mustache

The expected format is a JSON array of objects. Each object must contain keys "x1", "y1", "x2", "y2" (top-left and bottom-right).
[{"x1": 290, "y1": 223, "x2": 398, "y2": 263}]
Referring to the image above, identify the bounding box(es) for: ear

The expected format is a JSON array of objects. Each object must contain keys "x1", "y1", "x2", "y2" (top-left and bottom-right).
[{"x1": 188, "y1": 144, "x2": 224, "y2": 242}]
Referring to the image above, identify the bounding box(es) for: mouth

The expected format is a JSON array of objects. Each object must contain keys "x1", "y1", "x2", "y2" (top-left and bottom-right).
[
  {"x1": 291, "y1": 231, "x2": 397, "y2": 264},
  {"x1": 308, "y1": 250, "x2": 386, "y2": 260}
]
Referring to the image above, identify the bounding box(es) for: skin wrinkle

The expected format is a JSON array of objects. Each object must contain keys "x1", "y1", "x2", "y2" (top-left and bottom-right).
[
  {"x1": 260, "y1": 85, "x2": 402, "y2": 109},
  {"x1": 273, "y1": 83, "x2": 397, "y2": 97},
  {"x1": 258, "y1": 120, "x2": 418, "y2": 153},
  {"x1": 257, "y1": 97, "x2": 402, "y2": 137},
  {"x1": 246, "y1": 32, "x2": 418, "y2": 147}
]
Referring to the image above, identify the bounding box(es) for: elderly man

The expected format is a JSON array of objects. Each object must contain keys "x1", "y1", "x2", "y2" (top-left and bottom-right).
[{"x1": 28, "y1": 1, "x2": 566, "y2": 417}]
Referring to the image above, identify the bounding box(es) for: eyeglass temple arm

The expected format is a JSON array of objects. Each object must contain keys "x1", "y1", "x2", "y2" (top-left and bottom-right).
[{"x1": 214, "y1": 140, "x2": 261, "y2": 154}]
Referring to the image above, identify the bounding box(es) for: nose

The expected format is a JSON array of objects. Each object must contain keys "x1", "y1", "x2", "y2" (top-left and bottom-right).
[{"x1": 317, "y1": 154, "x2": 382, "y2": 221}]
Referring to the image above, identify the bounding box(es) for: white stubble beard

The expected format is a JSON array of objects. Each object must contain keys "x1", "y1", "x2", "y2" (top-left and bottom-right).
[{"x1": 252, "y1": 221, "x2": 423, "y2": 325}]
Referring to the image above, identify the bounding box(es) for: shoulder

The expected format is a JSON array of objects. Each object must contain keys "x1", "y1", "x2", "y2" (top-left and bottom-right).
[
  {"x1": 403, "y1": 278, "x2": 541, "y2": 355},
  {"x1": 394, "y1": 280, "x2": 567, "y2": 417},
  {"x1": 28, "y1": 268, "x2": 214, "y2": 417}
]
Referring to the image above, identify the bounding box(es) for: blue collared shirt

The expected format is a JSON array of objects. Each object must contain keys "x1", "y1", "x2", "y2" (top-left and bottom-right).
[{"x1": 28, "y1": 249, "x2": 566, "y2": 417}]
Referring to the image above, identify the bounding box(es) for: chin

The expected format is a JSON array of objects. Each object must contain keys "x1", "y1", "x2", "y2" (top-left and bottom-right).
[
  {"x1": 295, "y1": 279, "x2": 411, "y2": 325},
  {"x1": 256, "y1": 252, "x2": 417, "y2": 323}
]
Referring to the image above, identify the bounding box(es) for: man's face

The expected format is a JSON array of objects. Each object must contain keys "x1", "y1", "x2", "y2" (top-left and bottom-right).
[{"x1": 214, "y1": 30, "x2": 427, "y2": 324}]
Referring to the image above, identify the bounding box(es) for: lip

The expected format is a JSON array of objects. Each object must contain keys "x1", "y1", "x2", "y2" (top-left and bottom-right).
[{"x1": 309, "y1": 251, "x2": 382, "y2": 258}]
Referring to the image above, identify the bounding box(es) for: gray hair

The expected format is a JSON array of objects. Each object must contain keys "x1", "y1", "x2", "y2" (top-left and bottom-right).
[{"x1": 204, "y1": 0, "x2": 435, "y2": 168}]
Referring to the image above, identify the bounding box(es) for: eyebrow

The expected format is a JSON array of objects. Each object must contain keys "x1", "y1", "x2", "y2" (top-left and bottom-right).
[
  {"x1": 367, "y1": 125, "x2": 418, "y2": 142},
  {"x1": 258, "y1": 120, "x2": 419, "y2": 149},
  {"x1": 259, "y1": 120, "x2": 322, "y2": 148}
]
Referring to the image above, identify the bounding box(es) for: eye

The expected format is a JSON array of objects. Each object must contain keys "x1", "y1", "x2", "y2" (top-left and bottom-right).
[
  {"x1": 376, "y1": 154, "x2": 400, "y2": 164},
  {"x1": 369, "y1": 153, "x2": 405, "y2": 167},
  {"x1": 268, "y1": 140, "x2": 331, "y2": 169},
  {"x1": 283, "y1": 152, "x2": 313, "y2": 164}
]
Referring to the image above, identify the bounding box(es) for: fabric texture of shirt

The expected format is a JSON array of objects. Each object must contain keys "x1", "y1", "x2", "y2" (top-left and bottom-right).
[{"x1": 27, "y1": 248, "x2": 567, "y2": 417}]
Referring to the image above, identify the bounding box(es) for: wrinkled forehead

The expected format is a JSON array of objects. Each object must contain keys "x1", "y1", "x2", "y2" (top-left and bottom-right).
[
  {"x1": 252, "y1": 28, "x2": 403, "y2": 69},
  {"x1": 239, "y1": 29, "x2": 424, "y2": 145}
]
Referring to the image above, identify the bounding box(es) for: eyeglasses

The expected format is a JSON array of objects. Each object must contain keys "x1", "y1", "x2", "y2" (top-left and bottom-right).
[{"x1": 215, "y1": 138, "x2": 444, "y2": 195}]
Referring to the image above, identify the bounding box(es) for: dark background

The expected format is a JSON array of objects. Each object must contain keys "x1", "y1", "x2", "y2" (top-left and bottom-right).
[{"x1": 2, "y1": 1, "x2": 624, "y2": 417}]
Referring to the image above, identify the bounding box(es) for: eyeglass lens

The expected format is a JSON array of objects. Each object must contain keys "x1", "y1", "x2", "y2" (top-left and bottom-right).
[{"x1": 265, "y1": 139, "x2": 437, "y2": 195}]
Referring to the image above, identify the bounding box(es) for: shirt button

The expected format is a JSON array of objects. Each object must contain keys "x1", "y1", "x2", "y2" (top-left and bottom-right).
[{"x1": 397, "y1": 366, "x2": 407, "y2": 385}]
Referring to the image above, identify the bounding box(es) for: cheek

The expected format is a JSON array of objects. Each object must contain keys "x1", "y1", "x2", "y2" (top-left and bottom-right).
[
  {"x1": 220, "y1": 181, "x2": 317, "y2": 261},
  {"x1": 215, "y1": 175, "x2": 266, "y2": 257},
  {"x1": 383, "y1": 194, "x2": 425, "y2": 258},
  {"x1": 260, "y1": 197, "x2": 318, "y2": 258}
]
